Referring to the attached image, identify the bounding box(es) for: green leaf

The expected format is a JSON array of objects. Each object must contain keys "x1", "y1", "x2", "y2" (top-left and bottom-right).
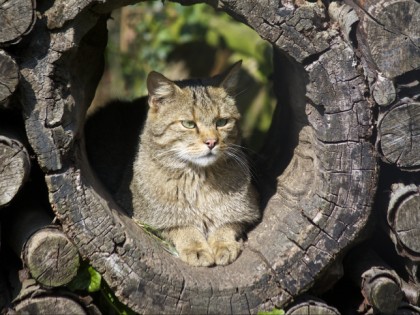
[
  {"x1": 66, "y1": 261, "x2": 101, "y2": 293},
  {"x1": 87, "y1": 266, "x2": 102, "y2": 292},
  {"x1": 100, "y1": 281, "x2": 137, "y2": 315},
  {"x1": 258, "y1": 308, "x2": 285, "y2": 315}
]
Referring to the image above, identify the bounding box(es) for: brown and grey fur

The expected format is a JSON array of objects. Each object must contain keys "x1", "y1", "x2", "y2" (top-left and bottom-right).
[{"x1": 129, "y1": 62, "x2": 260, "y2": 266}]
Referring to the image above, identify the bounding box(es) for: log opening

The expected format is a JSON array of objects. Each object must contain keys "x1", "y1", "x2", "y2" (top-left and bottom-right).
[{"x1": 12, "y1": 0, "x2": 379, "y2": 313}]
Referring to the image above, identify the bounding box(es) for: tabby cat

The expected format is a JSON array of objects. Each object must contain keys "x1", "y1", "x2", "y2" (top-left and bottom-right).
[{"x1": 127, "y1": 61, "x2": 260, "y2": 266}]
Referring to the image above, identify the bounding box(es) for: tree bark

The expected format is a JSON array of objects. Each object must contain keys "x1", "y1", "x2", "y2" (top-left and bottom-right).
[{"x1": 0, "y1": 0, "x2": 418, "y2": 313}]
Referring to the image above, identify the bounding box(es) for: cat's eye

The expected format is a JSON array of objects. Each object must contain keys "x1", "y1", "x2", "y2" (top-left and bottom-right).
[
  {"x1": 181, "y1": 120, "x2": 196, "y2": 129},
  {"x1": 216, "y1": 118, "x2": 228, "y2": 128}
]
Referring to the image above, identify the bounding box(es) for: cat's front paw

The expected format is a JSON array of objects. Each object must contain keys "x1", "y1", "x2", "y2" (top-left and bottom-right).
[
  {"x1": 209, "y1": 240, "x2": 242, "y2": 266},
  {"x1": 178, "y1": 241, "x2": 215, "y2": 267}
]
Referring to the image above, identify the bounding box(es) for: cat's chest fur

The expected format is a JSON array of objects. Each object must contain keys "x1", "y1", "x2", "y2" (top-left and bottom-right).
[{"x1": 130, "y1": 151, "x2": 253, "y2": 233}]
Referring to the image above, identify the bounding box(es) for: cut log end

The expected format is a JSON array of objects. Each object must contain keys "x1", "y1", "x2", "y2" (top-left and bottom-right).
[
  {"x1": 378, "y1": 103, "x2": 420, "y2": 171},
  {"x1": 0, "y1": 50, "x2": 19, "y2": 106},
  {"x1": 0, "y1": 136, "x2": 31, "y2": 208},
  {"x1": 388, "y1": 184, "x2": 420, "y2": 260},
  {"x1": 0, "y1": 0, "x2": 36, "y2": 46},
  {"x1": 23, "y1": 227, "x2": 80, "y2": 288},
  {"x1": 368, "y1": 277, "x2": 403, "y2": 314},
  {"x1": 358, "y1": 0, "x2": 420, "y2": 78},
  {"x1": 13, "y1": 296, "x2": 87, "y2": 315}
]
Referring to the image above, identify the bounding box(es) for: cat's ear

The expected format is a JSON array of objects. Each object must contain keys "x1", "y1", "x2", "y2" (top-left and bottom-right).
[
  {"x1": 147, "y1": 71, "x2": 181, "y2": 109},
  {"x1": 217, "y1": 60, "x2": 242, "y2": 94}
]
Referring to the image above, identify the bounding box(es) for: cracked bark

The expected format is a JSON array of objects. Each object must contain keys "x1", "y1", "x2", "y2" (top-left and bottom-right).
[{"x1": 1, "y1": 0, "x2": 419, "y2": 313}]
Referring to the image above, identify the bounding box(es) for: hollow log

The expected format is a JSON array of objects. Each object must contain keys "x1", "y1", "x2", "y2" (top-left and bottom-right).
[
  {"x1": 7, "y1": 202, "x2": 80, "y2": 288},
  {"x1": 387, "y1": 183, "x2": 420, "y2": 261},
  {"x1": 0, "y1": 130, "x2": 31, "y2": 208},
  {"x1": 5, "y1": 0, "x2": 420, "y2": 313}
]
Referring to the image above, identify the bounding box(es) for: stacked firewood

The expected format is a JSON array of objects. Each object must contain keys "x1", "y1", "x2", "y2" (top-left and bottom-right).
[{"x1": 0, "y1": 0, "x2": 419, "y2": 314}]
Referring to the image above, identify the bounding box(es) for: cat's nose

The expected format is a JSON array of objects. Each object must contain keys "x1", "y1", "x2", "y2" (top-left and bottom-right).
[{"x1": 205, "y1": 139, "x2": 217, "y2": 150}]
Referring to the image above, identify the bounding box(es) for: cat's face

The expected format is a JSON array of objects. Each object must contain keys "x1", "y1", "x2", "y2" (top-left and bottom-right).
[{"x1": 144, "y1": 62, "x2": 242, "y2": 168}]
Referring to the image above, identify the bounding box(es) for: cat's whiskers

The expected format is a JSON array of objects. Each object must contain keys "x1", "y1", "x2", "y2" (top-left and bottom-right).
[
  {"x1": 224, "y1": 145, "x2": 259, "y2": 181},
  {"x1": 232, "y1": 86, "x2": 250, "y2": 98},
  {"x1": 223, "y1": 147, "x2": 249, "y2": 175}
]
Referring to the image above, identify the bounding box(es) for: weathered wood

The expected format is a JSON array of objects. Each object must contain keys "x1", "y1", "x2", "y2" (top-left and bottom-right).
[
  {"x1": 23, "y1": 227, "x2": 80, "y2": 288},
  {"x1": 372, "y1": 75, "x2": 397, "y2": 107},
  {"x1": 395, "y1": 303, "x2": 420, "y2": 315},
  {"x1": 0, "y1": 131, "x2": 30, "y2": 208},
  {"x1": 401, "y1": 281, "x2": 420, "y2": 306},
  {"x1": 0, "y1": 0, "x2": 36, "y2": 46},
  {"x1": 345, "y1": 246, "x2": 403, "y2": 314},
  {"x1": 0, "y1": 50, "x2": 19, "y2": 108},
  {"x1": 405, "y1": 260, "x2": 420, "y2": 284},
  {"x1": 7, "y1": 202, "x2": 80, "y2": 288},
  {"x1": 285, "y1": 297, "x2": 340, "y2": 315},
  {"x1": 349, "y1": 0, "x2": 420, "y2": 79},
  {"x1": 13, "y1": 296, "x2": 87, "y2": 314},
  {"x1": 9, "y1": 279, "x2": 101, "y2": 315},
  {"x1": 12, "y1": 0, "x2": 380, "y2": 313},
  {"x1": 387, "y1": 184, "x2": 420, "y2": 261},
  {"x1": 328, "y1": 1, "x2": 359, "y2": 45},
  {"x1": 377, "y1": 103, "x2": 420, "y2": 170}
]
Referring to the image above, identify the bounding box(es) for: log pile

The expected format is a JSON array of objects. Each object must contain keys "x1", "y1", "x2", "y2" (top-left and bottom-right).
[{"x1": 0, "y1": 0, "x2": 419, "y2": 314}]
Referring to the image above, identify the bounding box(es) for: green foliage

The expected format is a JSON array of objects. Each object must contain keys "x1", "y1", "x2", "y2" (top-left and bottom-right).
[
  {"x1": 67, "y1": 261, "x2": 101, "y2": 293},
  {"x1": 99, "y1": 282, "x2": 137, "y2": 315},
  {"x1": 68, "y1": 261, "x2": 135, "y2": 314},
  {"x1": 103, "y1": 1, "x2": 274, "y2": 149},
  {"x1": 258, "y1": 308, "x2": 286, "y2": 315}
]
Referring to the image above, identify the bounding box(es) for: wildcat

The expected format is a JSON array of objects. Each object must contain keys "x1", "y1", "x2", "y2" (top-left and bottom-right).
[{"x1": 126, "y1": 61, "x2": 260, "y2": 267}]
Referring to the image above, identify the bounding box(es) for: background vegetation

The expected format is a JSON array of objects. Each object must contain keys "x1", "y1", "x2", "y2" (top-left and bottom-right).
[{"x1": 91, "y1": 1, "x2": 275, "y2": 149}]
